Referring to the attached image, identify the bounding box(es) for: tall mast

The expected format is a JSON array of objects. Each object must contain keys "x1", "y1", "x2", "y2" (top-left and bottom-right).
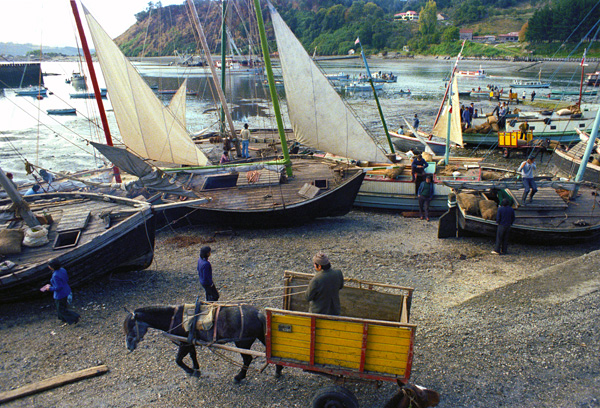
[
  {"x1": 186, "y1": 0, "x2": 237, "y2": 145},
  {"x1": 70, "y1": 0, "x2": 121, "y2": 183},
  {"x1": 220, "y1": 1, "x2": 227, "y2": 137},
  {"x1": 578, "y1": 50, "x2": 587, "y2": 107},
  {"x1": 253, "y1": 0, "x2": 292, "y2": 176},
  {"x1": 357, "y1": 40, "x2": 394, "y2": 155},
  {"x1": 434, "y1": 40, "x2": 465, "y2": 128}
]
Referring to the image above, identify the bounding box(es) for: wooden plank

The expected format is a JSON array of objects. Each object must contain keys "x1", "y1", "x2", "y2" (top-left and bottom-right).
[
  {"x1": 269, "y1": 335, "x2": 311, "y2": 350},
  {"x1": 315, "y1": 319, "x2": 364, "y2": 334},
  {"x1": 366, "y1": 336, "x2": 413, "y2": 348},
  {"x1": 0, "y1": 365, "x2": 108, "y2": 404},
  {"x1": 368, "y1": 325, "x2": 414, "y2": 339},
  {"x1": 365, "y1": 347, "x2": 411, "y2": 361}
]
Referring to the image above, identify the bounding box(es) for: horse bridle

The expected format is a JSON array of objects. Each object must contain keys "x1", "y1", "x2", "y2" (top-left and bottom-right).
[
  {"x1": 401, "y1": 387, "x2": 423, "y2": 408},
  {"x1": 130, "y1": 312, "x2": 142, "y2": 343}
]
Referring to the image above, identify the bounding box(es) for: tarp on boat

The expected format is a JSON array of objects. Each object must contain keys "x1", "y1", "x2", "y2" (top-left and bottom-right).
[{"x1": 91, "y1": 142, "x2": 198, "y2": 197}]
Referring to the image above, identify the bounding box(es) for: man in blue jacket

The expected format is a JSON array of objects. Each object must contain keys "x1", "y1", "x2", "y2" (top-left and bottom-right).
[
  {"x1": 40, "y1": 259, "x2": 80, "y2": 324},
  {"x1": 492, "y1": 198, "x2": 516, "y2": 255},
  {"x1": 418, "y1": 174, "x2": 435, "y2": 221},
  {"x1": 197, "y1": 246, "x2": 219, "y2": 301}
]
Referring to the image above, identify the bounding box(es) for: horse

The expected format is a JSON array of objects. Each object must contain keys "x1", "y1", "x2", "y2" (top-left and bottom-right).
[
  {"x1": 383, "y1": 383, "x2": 440, "y2": 408},
  {"x1": 123, "y1": 303, "x2": 276, "y2": 383}
]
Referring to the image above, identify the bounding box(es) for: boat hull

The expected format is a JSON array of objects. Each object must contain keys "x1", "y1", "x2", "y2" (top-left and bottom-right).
[
  {"x1": 391, "y1": 134, "x2": 447, "y2": 156},
  {"x1": 156, "y1": 165, "x2": 366, "y2": 228},
  {"x1": 456, "y1": 205, "x2": 600, "y2": 244},
  {"x1": 549, "y1": 143, "x2": 600, "y2": 183},
  {"x1": 0, "y1": 193, "x2": 155, "y2": 303}
]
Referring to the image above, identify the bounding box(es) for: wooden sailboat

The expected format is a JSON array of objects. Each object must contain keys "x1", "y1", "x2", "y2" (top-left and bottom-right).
[
  {"x1": 0, "y1": 168, "x2": 155, "y2": 303},
  {"x1": 438, "y1": 108, "x2": 600, "y2": 244},
  {"x1": 79, "y1": 2, "x2": 364, "y2": 228},
  {"x1": 267, "y1": 2, "x2": 480, "y2": 212}
]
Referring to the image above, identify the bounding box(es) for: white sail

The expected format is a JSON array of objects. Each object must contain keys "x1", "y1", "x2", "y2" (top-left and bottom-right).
[
  {"x1": 268, "y1": 3, "x2": 390, "y2": 163},
  {"x1": 83, "y1": 7, "x2": 208, "y2": 166},
  {"x1": 168, "y1": 79, "x2": 187, "y2": 129},
  {"x1": 432, "y1": 77, "x2": 464, "y2": 147}
]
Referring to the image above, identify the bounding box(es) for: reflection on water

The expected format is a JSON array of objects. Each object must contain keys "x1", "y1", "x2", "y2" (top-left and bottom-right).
[{"x1": 0, "y1": 59, "x2": 593, "y2": 181}]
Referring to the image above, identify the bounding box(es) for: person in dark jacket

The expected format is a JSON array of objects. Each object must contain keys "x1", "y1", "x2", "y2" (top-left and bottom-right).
[
  {"x1": 492, "y1": 198, "x2": 516, "y2": 255},
  {"x1": 197, "y1": 246, "x2": 219, "y2": 301},
  {"x1": 40, "y1": 259, "x2": 80, "y2": 324},
  {"x1": 411, "y1": 154, "x2": 429, "y2": 195},
  {"x1": 418, "y1": 174, "x2": 435, "y2": 221},
  {"x1": 306, "y1": 253, "x2": 344, "y2": 315}
]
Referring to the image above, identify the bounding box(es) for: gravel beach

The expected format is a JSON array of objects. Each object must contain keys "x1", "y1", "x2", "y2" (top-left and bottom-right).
[{"x1": 1, "y1": 208, "x2": 599, "y2": 408}]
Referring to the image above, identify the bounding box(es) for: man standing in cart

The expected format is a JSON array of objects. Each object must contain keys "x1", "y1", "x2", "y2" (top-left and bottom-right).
[{"x1": 306, "y1": 253, "x2": 344, "y2": 316}]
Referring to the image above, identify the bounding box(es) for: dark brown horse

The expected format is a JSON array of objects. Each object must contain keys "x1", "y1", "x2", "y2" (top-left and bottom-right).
[
  {"x1": 123, "y1": 304, "x2": 270, "y2": 383},
  {"x1": 384, "y1": 383, "x2": 440, "y2": 408}
]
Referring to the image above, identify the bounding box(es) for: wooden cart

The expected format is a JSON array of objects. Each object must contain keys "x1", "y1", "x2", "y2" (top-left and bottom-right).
[
  {"x1": 498, "y1": 130, "x2": 539, "y2": 158},
  {"x1": 266, "y1": 271, "x2": 415, "y2": 408}
]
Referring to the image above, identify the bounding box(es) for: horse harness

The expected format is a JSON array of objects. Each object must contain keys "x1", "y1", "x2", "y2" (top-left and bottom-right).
[{"x1": 166, "y1": 303, "x2": 247, "y2": 345}]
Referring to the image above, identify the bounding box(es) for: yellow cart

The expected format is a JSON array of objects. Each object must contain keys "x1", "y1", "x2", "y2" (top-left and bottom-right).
[{"x1": 266, "y1": 271, "x2": 415, "y2": 408}]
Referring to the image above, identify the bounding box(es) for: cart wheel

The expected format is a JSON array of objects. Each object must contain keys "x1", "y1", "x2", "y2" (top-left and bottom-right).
[
  {"x1": 311, "y1": 385, "x2": 359, "y2": 408},
  {"x1": 502, "y1": 148, "x2": 510, "y2": 159}
]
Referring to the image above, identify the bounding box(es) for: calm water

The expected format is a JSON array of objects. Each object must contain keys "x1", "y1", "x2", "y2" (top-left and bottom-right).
[{"x1": 0, "y1": 58, "x2": 593, "y2": 182}]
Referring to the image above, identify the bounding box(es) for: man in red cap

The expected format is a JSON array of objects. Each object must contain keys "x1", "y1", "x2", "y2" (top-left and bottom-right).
[{"x1": 306, "y1": 252, "x2": 344, "y2": 315}]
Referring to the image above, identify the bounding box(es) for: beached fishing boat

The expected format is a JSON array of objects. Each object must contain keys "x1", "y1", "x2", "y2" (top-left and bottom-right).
[
  {"x1": 464, "y1": 104, "x2": 597, "y2": 146},
  {"x1": 78, "y1": 1, "x2": 364, "y2": 228},
  {"x1": 549, "y1": 130, "x2": 600, "y2": 184},
  {"x1": 439, "y1": 179, "x2": 600, "y2": 243},
  {"x1": 0, "y1": 170, "x2": 155, "y2": 303},
  {"x1": 439, "y1": 108, "x2": 600, "y2": 244},
  {"x1": 267, "y1": 3, "x2": 482, "y2": 213}
]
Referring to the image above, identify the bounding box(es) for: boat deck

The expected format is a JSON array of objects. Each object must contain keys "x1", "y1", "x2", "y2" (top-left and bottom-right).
[
  {"x1": 172, "y1": 157, "x2": 359, "y2": 212},
  {"x1": 456, "y1": 185, "x2": 600, "y2": 242},
  {"x1": 1, "y1": 196, "x2": 139, "y2": 271}
]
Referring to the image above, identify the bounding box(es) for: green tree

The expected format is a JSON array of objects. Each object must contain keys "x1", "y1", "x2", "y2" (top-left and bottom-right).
[
  {"x1": 441, "y1": 26, "x2": 459, "y2": 43},
  {"x1": 418, "y1": 0, "x2": 438, "y2": 39}
]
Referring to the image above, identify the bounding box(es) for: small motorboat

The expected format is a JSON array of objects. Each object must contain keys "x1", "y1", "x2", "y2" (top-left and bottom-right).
[{"x1": 47, "y1": 108, "x2": 77, "y2": 116}]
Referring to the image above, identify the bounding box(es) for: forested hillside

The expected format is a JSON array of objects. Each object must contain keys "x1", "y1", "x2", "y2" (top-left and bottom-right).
[{"x1": 115, "y1": 0, "x2": 600, "y2": 58}]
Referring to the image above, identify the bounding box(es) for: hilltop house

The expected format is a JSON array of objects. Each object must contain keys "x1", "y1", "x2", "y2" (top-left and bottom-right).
[
  {"x1": 498, "y1": 32, "x2": 520, "y2": 42},
  {"x1": 459, "y1": 29, "x2": 473, "y2": 41},
  {"x1": 394, "y1": 11, "x2": 419, "y2": 21}
]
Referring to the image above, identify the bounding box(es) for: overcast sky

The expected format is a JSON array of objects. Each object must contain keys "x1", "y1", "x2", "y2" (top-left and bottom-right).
[{"x1": 0, "y1": 0, "x2": 185, "y2": 47}]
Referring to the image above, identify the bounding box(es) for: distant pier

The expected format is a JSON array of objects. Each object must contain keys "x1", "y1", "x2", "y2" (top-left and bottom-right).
[{"x1": 0, "y1": 63, "x2": 43, "y2": 88}]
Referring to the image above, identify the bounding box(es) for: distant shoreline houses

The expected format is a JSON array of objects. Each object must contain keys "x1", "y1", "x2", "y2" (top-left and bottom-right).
[
  {"x1": 393, "y1": 11, "x2": 448, "y2": 21},
  {"x1": 459, "y1": 29, "x2": 520, "y2": 43}
]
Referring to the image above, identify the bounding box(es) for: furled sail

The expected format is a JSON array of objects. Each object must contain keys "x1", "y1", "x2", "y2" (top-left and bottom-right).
[
  {"x1": 432, "y1": 77, "x2": 464, "y2": 147},
  {"x1": 83, "y1": 7, "x2": 208, "y2": 166},
  {"x1": 267, "y1": 3, "x2": 390, "y2": 163},
  {"x1": 168, "y1": 79, "x2": 187, "y2": 129}
]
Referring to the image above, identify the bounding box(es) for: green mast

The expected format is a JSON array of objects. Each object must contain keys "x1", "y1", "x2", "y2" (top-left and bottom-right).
[
  {"x1": 220, "y1": 0, "x2": 227, "y2": 136},
  {"x1": 253, "y1": 0, "x2": 292, "y2": 177}
]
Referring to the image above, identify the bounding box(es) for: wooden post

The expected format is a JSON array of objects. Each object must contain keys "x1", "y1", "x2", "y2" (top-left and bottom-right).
[
  {"x1": 0, "y1": 167, "x2": 40, "y2": 228},
  {"x1": 0, "y1": 365, "x2": 108, "y2": 404}
]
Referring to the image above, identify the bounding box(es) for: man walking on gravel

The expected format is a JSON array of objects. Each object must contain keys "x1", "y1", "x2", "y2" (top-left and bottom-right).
[
  {"x1": 306, "y1": 253, "x2": 344, "y2": 316},
  {"x1": 197, "y1": 246, "x2": 219, "y2": 302}
]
